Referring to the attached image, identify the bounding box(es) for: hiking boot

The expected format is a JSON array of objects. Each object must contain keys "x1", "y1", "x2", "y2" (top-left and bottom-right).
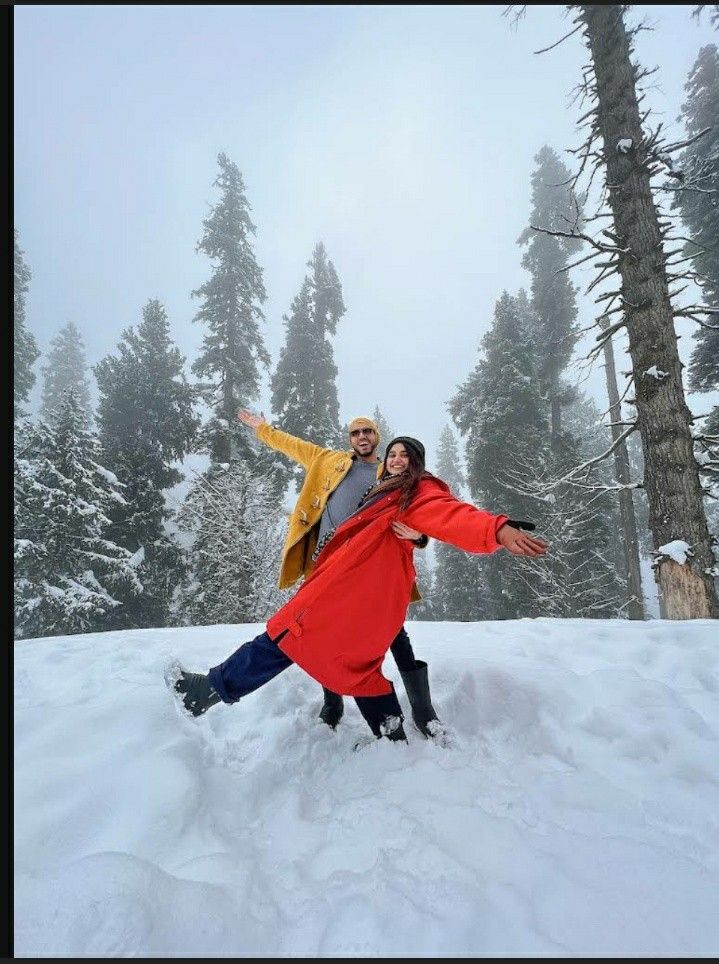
[
  {"x1": 318, "y1": 687, "x2": 344, "y2": 728},
  {"x1": 174, "y1": 670, "x2": 222, "y2": 717}
]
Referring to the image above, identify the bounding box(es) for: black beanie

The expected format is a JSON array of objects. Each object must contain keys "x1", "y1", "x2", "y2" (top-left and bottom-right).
[{"x1": 385, "y1": 436, "x2": 426, "y2": 468}]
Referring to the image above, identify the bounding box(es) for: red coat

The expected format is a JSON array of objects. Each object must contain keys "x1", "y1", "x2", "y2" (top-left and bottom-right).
[{"x1": 267, "y1": 476, "x2": 509, "y2": 697}]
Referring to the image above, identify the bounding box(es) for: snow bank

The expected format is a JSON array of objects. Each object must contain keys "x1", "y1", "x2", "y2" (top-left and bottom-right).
[{"x1": 14, "y1": 619, "x2": 719, "y2": 957}]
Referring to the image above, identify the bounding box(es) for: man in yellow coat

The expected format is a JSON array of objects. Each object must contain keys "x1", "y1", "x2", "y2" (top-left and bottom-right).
[{"x1": 236, "y1": 409, "x2": 442, "y2": 737}]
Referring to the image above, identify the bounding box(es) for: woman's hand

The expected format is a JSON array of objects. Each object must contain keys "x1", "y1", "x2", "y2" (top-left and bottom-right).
[
  {"x1": 391, "y1": 521, "x2": 423, "y2": 542},
  {"x1": 236, "y1": 409, "x2": 266, "y2": 430},
  {"x1": 497, "y1": 524, "x2": 548, "y2": 557}
]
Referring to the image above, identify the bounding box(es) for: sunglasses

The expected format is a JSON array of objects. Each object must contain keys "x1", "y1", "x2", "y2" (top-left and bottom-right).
[{"x1": 350, "y1": 428, "x2": 375, "y2": 437}]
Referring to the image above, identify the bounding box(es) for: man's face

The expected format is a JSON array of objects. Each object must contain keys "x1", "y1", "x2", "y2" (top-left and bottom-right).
[{"x1": 349, "y1": 426, "x2": 377, "y2": 457}]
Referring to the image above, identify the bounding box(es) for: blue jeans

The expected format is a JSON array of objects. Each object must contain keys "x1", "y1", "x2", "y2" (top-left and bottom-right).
[{"x1": 209, "y1": 630, "x2": 404, "y2": 737}]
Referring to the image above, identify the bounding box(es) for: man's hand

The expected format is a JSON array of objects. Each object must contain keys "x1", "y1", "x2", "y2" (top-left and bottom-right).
[
  {"x1": 391, "y1": 521, "x2": 423, "y2": 542},
  {"x1": 236, "y1": 409, "x2": 267, "y2": 430},
  {"x1": 497, "y1": 524, "x2": 548, "y2": 557}
]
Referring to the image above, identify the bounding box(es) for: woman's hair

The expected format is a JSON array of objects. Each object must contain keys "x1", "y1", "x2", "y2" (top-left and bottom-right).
[{"x1": 359, "y1": 439, "x2": 436, "y2": 510}]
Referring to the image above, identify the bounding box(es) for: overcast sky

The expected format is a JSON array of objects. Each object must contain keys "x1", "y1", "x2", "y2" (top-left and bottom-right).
[{"x1": 14, "y1": 4, "x2": 717, "y2": 471}]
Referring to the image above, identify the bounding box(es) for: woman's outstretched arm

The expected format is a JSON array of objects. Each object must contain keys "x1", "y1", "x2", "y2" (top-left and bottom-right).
[{"x1": 400, "y1": 485, "x2": 548, "y2": 557}]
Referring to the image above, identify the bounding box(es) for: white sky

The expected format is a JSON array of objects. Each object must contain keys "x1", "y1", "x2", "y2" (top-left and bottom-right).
[{"x1": 14, "y1": 5, "x2": 717, "y2": 468}]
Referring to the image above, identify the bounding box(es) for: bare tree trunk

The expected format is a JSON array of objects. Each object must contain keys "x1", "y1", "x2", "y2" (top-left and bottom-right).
[
  {"x1": 600, "y1": 320, "x2": 646, "y2": 619},
  {"x1": 579, "y1": 4, "x2": 718, "y2": 618}
]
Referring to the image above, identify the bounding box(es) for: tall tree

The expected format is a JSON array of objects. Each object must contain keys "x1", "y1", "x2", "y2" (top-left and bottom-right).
[
  {"x1": 450, "y1": 290, "x2": 551, "y2": 619},
  {"x1": 192, "y1": 153, "x2": 269, "y2": 463},
  {"x1": 409, "y1": 550, "x2": 437, "y2": 621},
  {"x1": 271, "y1": 242, "x2": 345, "y2": 457},
  {"x1": 673, "y1": 45, "x2": 719, "y2": 503},
  {"x1": 371, "y1": 406, "x2": 394, "y2": 453},
  {"x1": 573, "y1": 4, "x2": 718, "y2": 617},
  {"x1": 40, "y1": 321, "x2": 92, "y2": 425},
  {"x1": 432, "y1": 424, "x2": 490, "y2": 620},
  {"x1": 176, "y1": 460, "x2": 289, "y2": 626},
  {"x1": 94, "y1": 298, "x2": 200, "y2": 628},
  {"x1": 14, "y1": 392, "x2": 142, "y2": 639},
  {"x1": 14, "y1": 230, "x2": 40, "y2": 423},
  {"x1": 518, "y1": 145, "x2": 581, "y2": 445}
]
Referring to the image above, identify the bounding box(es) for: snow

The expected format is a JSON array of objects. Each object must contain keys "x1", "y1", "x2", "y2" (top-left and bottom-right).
[
  {"x1": 645, "y1": 366, "x2": 669, "y2": 380},
  {"x1": 617, "y1": 138, "x2": 633, "y2": 153},
  {"x1": 128, "y1": 545, "x2": 145, "y2": 567},
  {"x1": 14, "y1": 619, "x2": 719, "y2": 957},
  {"x1": 93, "y1": 464, "x2": 120, "y2": 486},
  {"x1": 657, "y1": 539, "x2": 693, "y2": 565}
]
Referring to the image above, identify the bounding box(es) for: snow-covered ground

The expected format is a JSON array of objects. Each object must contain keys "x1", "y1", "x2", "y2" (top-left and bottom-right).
[{"x1": 14, "y1": 619, "x2": 719, "y2": 957}]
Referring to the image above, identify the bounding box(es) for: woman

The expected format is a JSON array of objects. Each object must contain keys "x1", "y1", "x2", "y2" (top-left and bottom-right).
[{"x1": 173, "y1": 436, "x2": 548, "y2": 743}]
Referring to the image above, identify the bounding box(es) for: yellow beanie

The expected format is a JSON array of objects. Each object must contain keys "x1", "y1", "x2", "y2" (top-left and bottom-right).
[{"x1": 348, "y1": 416, "x2": 380, "y2": 444}]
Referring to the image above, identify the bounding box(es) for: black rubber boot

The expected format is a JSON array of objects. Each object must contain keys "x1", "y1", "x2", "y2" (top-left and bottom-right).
[
  {"x1": 399, "y1": 660, "x2": 441, "y2": 737},
  {"x1": 174, "y1": 670, "x2": 222, "y2": 717},
  {"x1": 318, "y1": 687, "x2": 344, "y2": 729}
]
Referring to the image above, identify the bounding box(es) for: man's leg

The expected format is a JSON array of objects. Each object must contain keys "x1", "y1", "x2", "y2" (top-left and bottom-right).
[
  {"x1": 175, "y1": 630, "x2": 291, "y2": 716},
  {"x1": 354, "y1": 684, "x2": 407, "y2": 742},
  {"x1": 390, "y1": 626, "x2": 442, "y2": 738}
]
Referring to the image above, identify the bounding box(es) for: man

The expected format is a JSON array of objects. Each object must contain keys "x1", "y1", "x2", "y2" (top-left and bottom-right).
[{"x1": 235, "y1": 410, "x2": 442, "y2": 737}]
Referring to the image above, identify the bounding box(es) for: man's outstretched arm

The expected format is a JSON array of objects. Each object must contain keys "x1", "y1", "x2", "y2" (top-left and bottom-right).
[{"x1": 236, "y1": 410, "x2": 328, "y2": 470}]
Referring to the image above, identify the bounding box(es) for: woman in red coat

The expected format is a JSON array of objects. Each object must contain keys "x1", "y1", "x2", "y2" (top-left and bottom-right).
[{"x1": 174, "y1": 437, "x2": 548, "y2": 742}]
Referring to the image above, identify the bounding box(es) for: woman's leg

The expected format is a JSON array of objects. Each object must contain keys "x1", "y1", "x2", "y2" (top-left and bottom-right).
[
  {"x1": 389, "y1": 626, "x2": 441, "y2": 738},
  {"x1": 389, "y1": 626, "x2": 418, "y2": 671},
  {"x1": 354, "y1": 684, "x2": 407, "y2": 741}
]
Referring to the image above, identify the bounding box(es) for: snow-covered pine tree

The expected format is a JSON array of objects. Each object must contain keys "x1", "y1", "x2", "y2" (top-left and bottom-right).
[
  {"x1": 176, "y1": 459, "x2": 289, "y2": 626},
  {"x1": 409, "y1": 549, "x2": 437, "y2": 621},
  {"x1": 518, "y1": 145, "x2": 581, "y2": 446},
  {"x1": 371, "y1": 406, "x2": 394, "y2": 454},
  {"x1": 450, "y1": 290, "x2": 551, "y2": 619},
  {"x1": 548, "y1": 399, "x2": 628, "y2": 618},
  {"x1": 40, "y1": 321, "x2": 93, "y2": 426},
  {"x1": 573, "y1": 4, "x2": 717, "y2": 617},
  {"x1": 271, "y1": 242, "x2": 346, "y2": 469},
  {"x1": 14, "y1": 230, "x2": 40, "y2": 423},
  {"x1": 192, "y1": 153, "x2": 270, "y2": 463},
  {"x1": 94, "y1": 299, "x2": 200, "y2": 628},
  {"x1": 432, "y1": 424, "x2": 490, "y2": 620},
  {"x1": 673, "y1": 45, "x2": 719, "y2": 519},
  {"x1": 14, "y1": 392, "x2": 142, "y2": 639}
]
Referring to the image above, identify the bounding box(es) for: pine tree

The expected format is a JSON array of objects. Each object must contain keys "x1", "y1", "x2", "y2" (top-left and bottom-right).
[
  {"x1": 518, "y1": 145, "x2": 581, "y2": 445},
  {"x1": 409, "y1": 550, "x2": 437, "y2": 620},
  {"x1": 14, "y1": 392, "x2": 142, "y2": 639},
  {"x1": 176, "y1": 460, "x2": 289, "y2": 626},
  {"x1": 192, "y1": 153, "x2": 270, "y2": 463},
  {"x1": 40, "y1": 321, "x2": 93, "y2": 426},
  {"x1": 94, "y1": 299, "x2": 200, "y2": 628},
  {"x1": 371, "y1": 406, "x2": 394, "y2": 454},
  {"x1": 673, "y1": 45, "x2": 719, "y2": 488},
  {"x1": 547, "y1": 401, "x2": 628, "y2": 618},
  {"x1": 450, "y1": 290, "x2": 551, "y2": 619},
  {"x1": 14, "y1": 230, "x2": 40, "y2": 423},
  {"x1": 574, "y1": 4, "x2": 717, "y2": 617},
  {"x1": 271, "y1": 242, "x2": 345, "y2": 463},
  {"x1": 432, "y1": 424, "x2": 490, "y2": 620}
]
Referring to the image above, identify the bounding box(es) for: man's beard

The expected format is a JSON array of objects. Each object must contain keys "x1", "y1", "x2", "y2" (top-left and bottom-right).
[{"x1": 352, "y1": 442, "x2": 377, "y2": 457}]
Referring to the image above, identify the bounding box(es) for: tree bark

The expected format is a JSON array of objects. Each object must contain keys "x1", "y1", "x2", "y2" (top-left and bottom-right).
[
  {"x1": 579, "y1": 4, "x2": 718, "y2": 618},
  {"x1": 600, "y1": 321, "x2": 646, "y2": 619}
]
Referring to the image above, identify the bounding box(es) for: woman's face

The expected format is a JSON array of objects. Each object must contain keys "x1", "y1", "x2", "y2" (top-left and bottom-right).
[{"x1": 386, "y1": 444, "x2": 410, "y2": 476}]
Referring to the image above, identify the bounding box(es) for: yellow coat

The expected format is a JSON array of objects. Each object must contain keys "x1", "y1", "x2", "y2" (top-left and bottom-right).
[{"x1": 256, "y1": 422, "x2": 422, "y2": 601}]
